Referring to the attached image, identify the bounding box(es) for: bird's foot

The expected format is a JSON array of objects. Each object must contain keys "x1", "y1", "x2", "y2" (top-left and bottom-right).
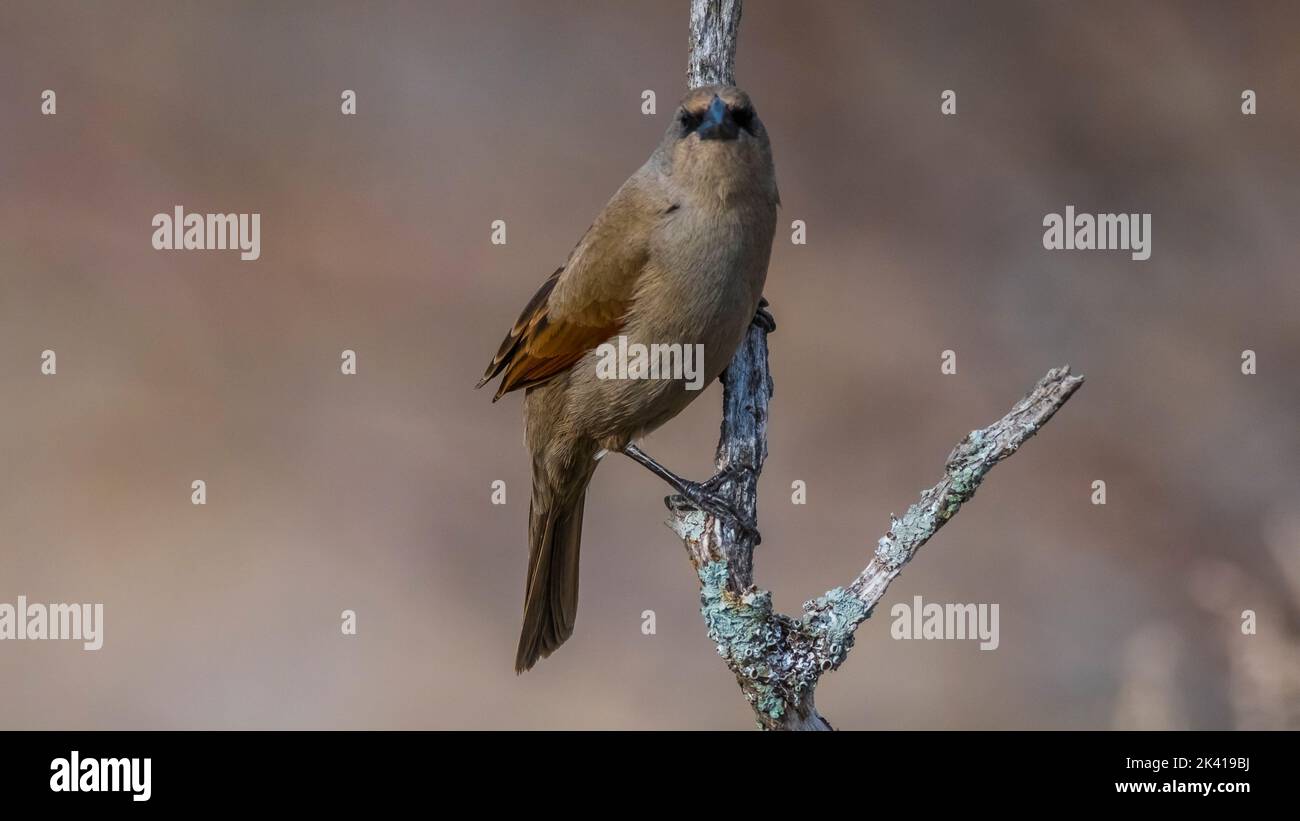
[
  {"x1": 752, "y1": 296, "x2": 775, "y2": 333},
  {"x1": 622, "y1": 443, "x2": 761, "y2": 543},
  {"x1": 698, "y1": 464, "x2": 748, "y2": 495},
  {"x1": 664, "y1": 483, "x2": 761, "y2": 544}
]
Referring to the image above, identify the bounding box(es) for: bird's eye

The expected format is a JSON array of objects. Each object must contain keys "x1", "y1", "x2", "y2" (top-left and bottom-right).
[
  {"x1": 733, "y1": 106, "x2": 755, "y2": 133},
  {"x1": 679, "y1": 109, "x2": 702, "y2": 135}
]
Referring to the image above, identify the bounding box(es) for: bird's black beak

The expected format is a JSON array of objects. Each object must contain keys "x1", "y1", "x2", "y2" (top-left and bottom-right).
[{"x1": 696, "y1": 94, "x2": 739, "y2": 141}]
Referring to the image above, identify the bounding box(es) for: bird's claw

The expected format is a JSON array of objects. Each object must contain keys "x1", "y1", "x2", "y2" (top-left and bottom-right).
[
  {"x1": 664, "y1": 484, "x2": 762, "y2": 545},
  {"x1": 699, "y1": 464, "x2": 747, "y2": 495}
]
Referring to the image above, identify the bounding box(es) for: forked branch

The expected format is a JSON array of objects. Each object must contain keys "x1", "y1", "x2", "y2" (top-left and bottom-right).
[{"x1": 672, "y1": 0, "x2": 1085, "y2": 730}]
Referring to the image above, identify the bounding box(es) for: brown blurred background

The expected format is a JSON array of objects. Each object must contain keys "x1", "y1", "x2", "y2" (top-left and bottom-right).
[{"x1": 1, "y1": 0, "x2": 1297, "y2": 729}]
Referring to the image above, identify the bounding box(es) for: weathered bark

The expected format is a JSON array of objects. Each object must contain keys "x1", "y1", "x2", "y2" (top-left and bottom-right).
[
  {"x1": 687, "y1": 0, "x2": 743, "y2": 87},
  {"x1": 671, "y1": 0, "x2": 1085, "y2": 730}
]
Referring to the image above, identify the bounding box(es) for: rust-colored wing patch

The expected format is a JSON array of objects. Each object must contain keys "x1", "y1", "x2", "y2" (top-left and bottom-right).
[
  {"x1": 477, "y1": 267, "x2": 626, "y2": 401},
  {"x1": 479, "y1": 173, "x2": 659, "y2": 400}
]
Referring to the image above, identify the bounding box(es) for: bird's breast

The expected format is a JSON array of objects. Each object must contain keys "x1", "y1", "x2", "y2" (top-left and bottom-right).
[
  {"x1": 554, "y1": 188, "x2": 776, "y2": 448},
  {"x1": 620, "y1": 195, "x2": 774, "y2": 383}
]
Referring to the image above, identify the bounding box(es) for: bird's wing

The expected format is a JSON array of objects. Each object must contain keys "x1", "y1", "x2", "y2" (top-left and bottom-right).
[{"x1": 478, "y1": 178, "x2": 661, "y2": 400}]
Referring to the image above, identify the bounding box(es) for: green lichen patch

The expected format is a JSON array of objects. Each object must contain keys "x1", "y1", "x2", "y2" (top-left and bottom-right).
[
  {"x1": 698, "y1": 560, "x2": 813, "y2": 723},
  {"x1": 801, "y1": 586, "x2": 869, "y2": 671},
  {"x1": 698, "y1": 562, "x2": 869, "y2": 725}
]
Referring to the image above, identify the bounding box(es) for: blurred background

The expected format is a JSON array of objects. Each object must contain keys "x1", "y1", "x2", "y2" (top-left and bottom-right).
[{"x1": 0, "y1": 0, "x2": 1296, "y2": 729}]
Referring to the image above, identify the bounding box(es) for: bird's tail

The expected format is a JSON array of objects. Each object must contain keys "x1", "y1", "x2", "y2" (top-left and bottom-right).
[{"x1": 515, "y1": 468, "x2": 594, "y2": 673}]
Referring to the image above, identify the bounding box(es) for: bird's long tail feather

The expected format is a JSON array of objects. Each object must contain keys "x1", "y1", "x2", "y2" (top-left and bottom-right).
[{"x1": 515, "y1": 483, "x2": 590, "y2": 672}]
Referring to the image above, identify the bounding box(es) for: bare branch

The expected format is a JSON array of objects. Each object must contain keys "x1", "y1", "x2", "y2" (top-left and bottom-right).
[
  {"x1": 802, "y1": 366, "x2": 1085, "y2": 659},
  {"x1": 688, "y1": 0, "x2": 743, "y2": 88},
  {"x1": 670, "y1": 360, "x2": 1083, "y2": 729},
  {"x1": 838, "y1": 366, "x2": 1085, "y2": 615},
  {"x1": 676, "y1": 0, "x2": 1085, "y2": 730}
]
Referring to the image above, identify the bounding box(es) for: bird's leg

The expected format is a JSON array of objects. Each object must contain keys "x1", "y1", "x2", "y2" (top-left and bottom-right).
[
  {"x1": 752, "y1": 296, "x2": 775, "y2": 333},
  {"x1": 622, "y1": 444, "x2": 761, "y2": 543}
]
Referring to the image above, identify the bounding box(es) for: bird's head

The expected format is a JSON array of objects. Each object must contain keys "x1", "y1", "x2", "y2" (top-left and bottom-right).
[{"x1": 658, "y1": 85, "x2": 777, "y2": 204}]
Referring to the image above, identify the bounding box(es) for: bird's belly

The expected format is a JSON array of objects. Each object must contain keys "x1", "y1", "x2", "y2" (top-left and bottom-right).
[
  {"x1": 559, "y1": 200, "x2": 773, "y2": 449},
  {"x1": 580, "y1": 276, "x2": 764, "y2": 447}
]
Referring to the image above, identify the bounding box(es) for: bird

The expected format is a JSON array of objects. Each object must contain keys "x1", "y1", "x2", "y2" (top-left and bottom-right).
[{"x1": 477, "y1": 85, "x2": 779, "y2": 672}]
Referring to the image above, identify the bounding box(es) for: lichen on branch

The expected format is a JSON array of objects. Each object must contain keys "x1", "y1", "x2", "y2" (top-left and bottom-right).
[
  {"x1": 674, "y1": 0, "x2": 1085, "y2": 730},
  {"x1": 670, "y1": 347, "x2": 1083, "y2": 728}
]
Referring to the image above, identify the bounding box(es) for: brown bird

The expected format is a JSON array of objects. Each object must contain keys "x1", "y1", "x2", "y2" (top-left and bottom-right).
[{"x1": 478, "y1": 85, "x2": 779, "y2": 672}]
